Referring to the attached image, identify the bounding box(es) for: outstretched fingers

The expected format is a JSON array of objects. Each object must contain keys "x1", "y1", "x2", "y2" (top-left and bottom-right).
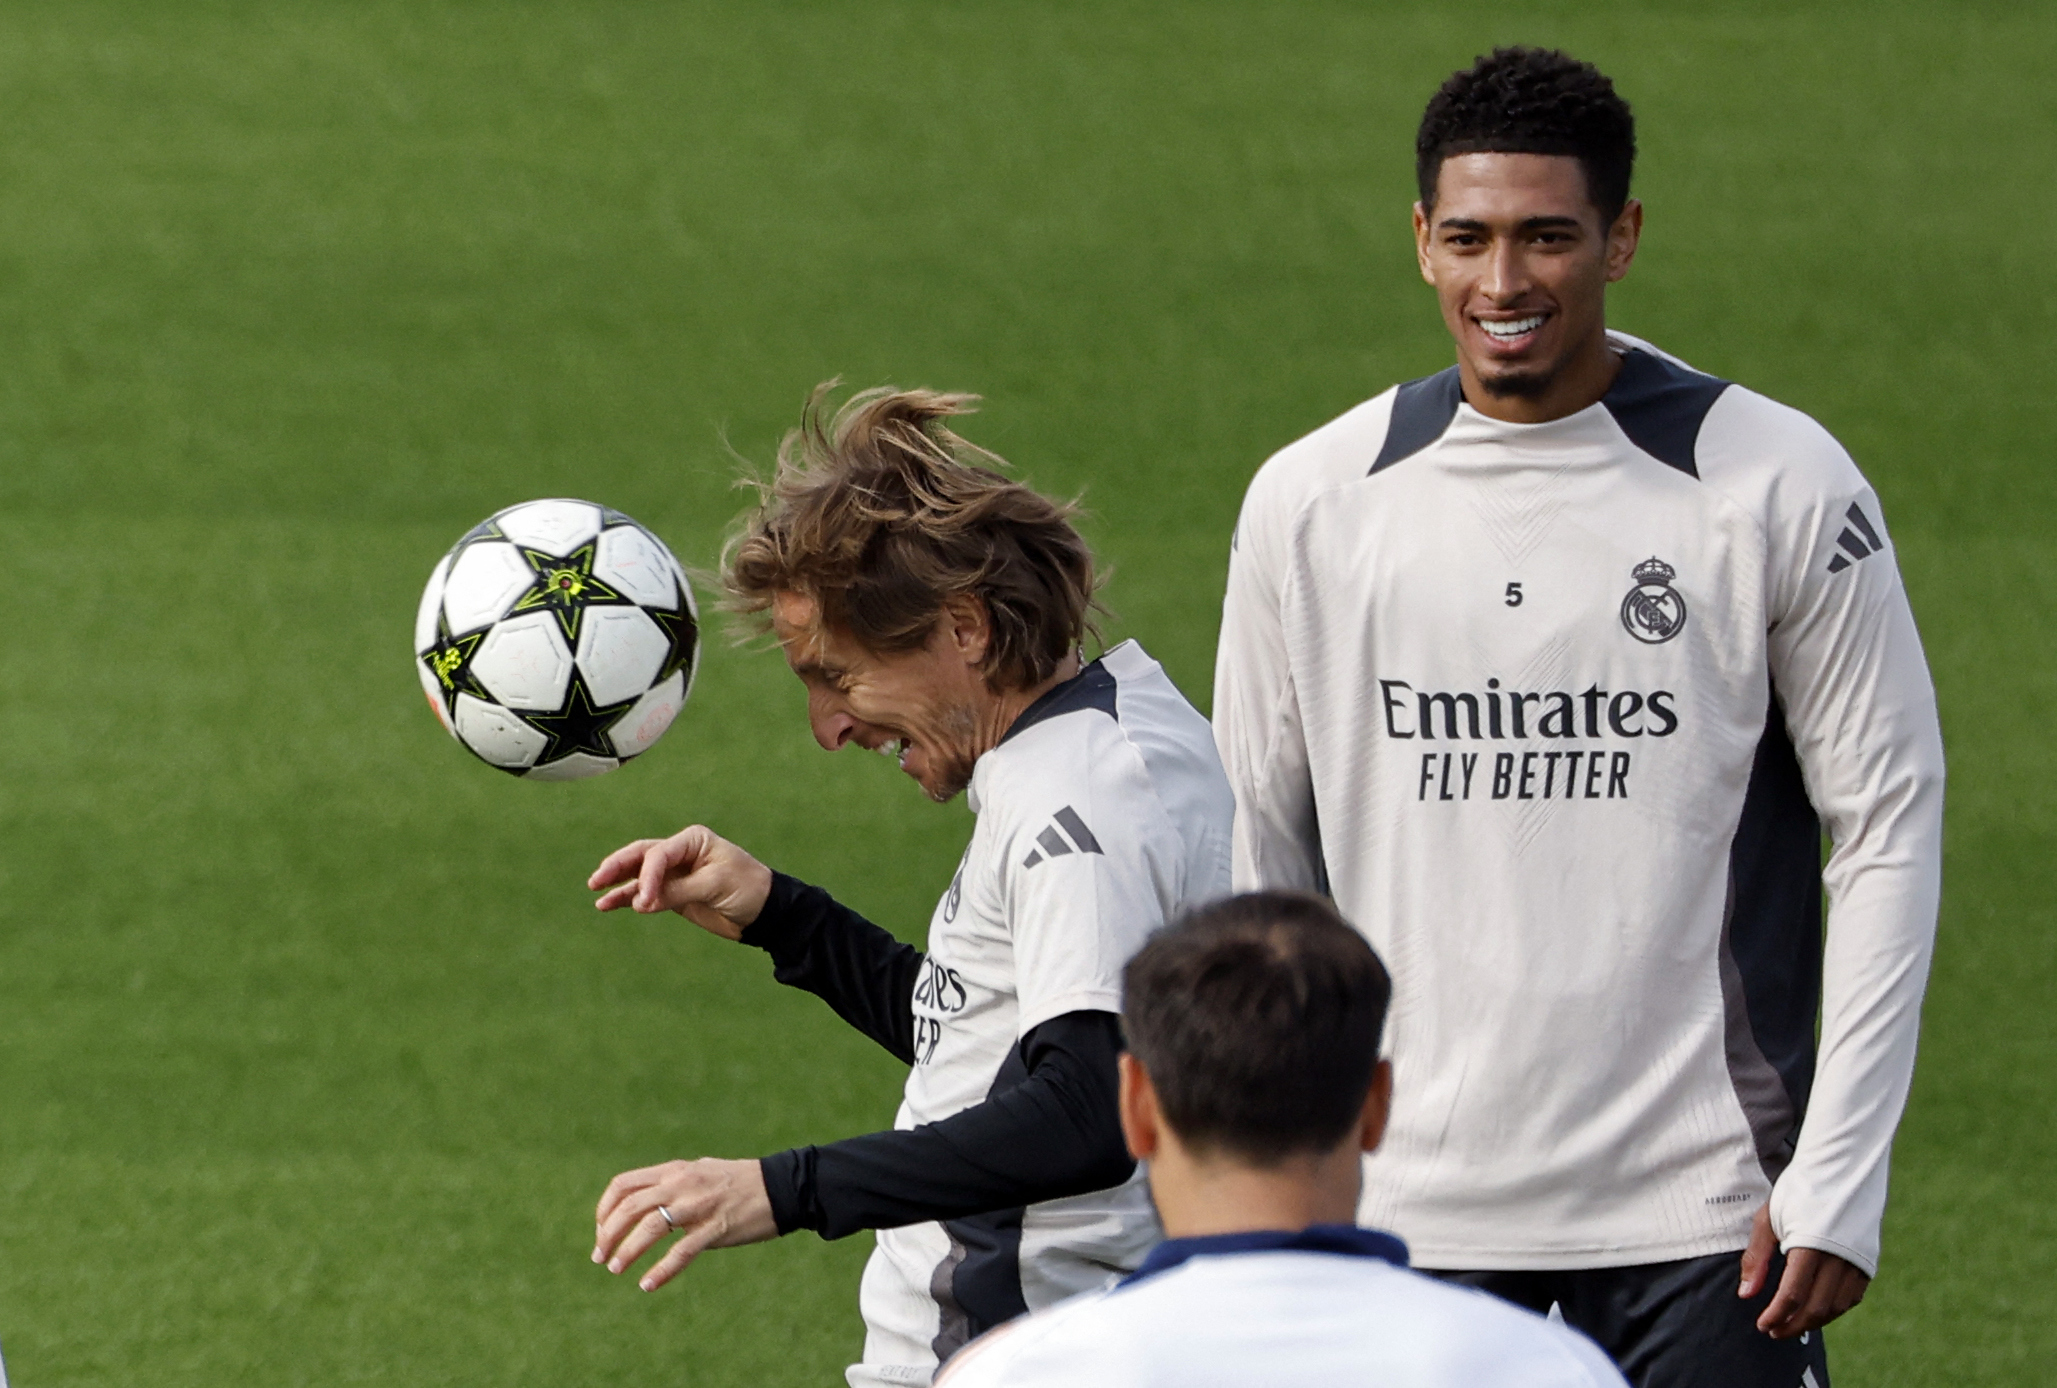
[
  {"x1": 589, "y1": 1159, "x2": 774, "y2": 1293},
  {"x1": 590, "y1": 840, "x2": 659, "y2": 905},
  {"x1": 637, "y1": 1216, "x2": 726, "y2": 1291},
  {"x1": 599, "y1": 1203, "x2": 677, "y2": 1275},
  {"x1": 590, "y1": 829, "x2": 717, "y2": 914},
  {"x1": 635, "y1": 827, "x2": 710, "y2": 913},
  {"x1": 594, "y1": 1162, "x2": 668, "y2": 1230}
]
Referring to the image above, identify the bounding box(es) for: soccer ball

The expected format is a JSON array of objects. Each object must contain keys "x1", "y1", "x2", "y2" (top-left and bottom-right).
[{"x1": 414, "y1": 499, "x2": 699, "y2": 779}]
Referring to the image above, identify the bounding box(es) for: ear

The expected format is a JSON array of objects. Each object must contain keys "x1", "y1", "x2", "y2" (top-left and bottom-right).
[
  {"x1": 1412, "y1": 202, "x2": 1436, "y2": 285},
  {"x1": 938, "y1": 593, "x2": 992, "y2": 669},
  {"x1": 1118, "y1": 1053, "x2": 1162, "y2": 1161},
  {"x1": 1604, "y1": 199, "x2": 1643, "y2": 284},
  {"x1": 1358, "y1": 1059, "x2": 1393, "y2": 1154}
]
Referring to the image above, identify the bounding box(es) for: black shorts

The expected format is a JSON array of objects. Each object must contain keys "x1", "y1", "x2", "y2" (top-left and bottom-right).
[{"x1": 1425, "y1": 1251, "x2": 1831, "y2": 1388}]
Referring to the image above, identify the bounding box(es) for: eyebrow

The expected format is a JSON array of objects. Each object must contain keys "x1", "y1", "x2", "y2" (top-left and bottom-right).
[
  {"x1": 1436, "y1": 215, "x2": 1586, "y2": 233},
  {"x1": 792, "y1": 655, "x2": 846, "y2": 682}
]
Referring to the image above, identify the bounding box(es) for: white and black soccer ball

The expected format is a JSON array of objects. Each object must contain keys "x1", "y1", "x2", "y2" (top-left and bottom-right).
[{"x1": 414, "y1": 499, "x2": 699, "y2": 780}]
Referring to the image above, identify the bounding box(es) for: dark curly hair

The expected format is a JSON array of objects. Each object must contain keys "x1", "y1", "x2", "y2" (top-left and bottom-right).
[{"x1": 1416, "y1": 47, "x2": 1636, "y2": 224}]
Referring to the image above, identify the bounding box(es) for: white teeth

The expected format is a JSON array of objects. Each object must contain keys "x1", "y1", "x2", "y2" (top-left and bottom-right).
[
  {"x1": 877, "y1": 738, "x2": 906, "y2": 760},
  {"x1": 1480, "y1": 315, "x2": 1544, "y2": 338}
]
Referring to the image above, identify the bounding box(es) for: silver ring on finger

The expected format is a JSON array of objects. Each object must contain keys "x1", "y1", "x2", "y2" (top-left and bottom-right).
[{"x1": 658, "y1": 1204, "x2": 678, "y2": 1230}]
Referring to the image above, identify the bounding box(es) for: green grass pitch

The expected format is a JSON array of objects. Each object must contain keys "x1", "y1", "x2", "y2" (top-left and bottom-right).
[{"x1": 0, "y1": 1, "x2": 2046, "y2": 1382}]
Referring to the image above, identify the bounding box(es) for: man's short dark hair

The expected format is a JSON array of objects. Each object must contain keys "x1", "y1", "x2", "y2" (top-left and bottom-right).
[
  {"x1": 1416, "y1": 47, "x2": 1636, "y2": 225},
  {"x1": 1121, "y1": 892, "x2": 1392, "y2": 1165}
]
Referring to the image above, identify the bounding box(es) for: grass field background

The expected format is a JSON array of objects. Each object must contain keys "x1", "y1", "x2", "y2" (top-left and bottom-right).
[{"x1": 0, "y1": 1, "x2": 2047, "y2": 1382}]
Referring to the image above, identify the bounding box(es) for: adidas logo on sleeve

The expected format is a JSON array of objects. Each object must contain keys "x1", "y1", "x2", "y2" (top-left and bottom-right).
[
  {"x1": 1825, "y1": 502, "x2": 1884, "y2": 574},
  {"x1": 1022, "y1": 807, "x2": 1103, "y2": 868}
]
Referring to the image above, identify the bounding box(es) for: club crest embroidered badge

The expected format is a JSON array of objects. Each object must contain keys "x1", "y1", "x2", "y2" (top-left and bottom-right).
[{"x1": 1621, "y1": 557, "x2": 1688, "y2": 644}]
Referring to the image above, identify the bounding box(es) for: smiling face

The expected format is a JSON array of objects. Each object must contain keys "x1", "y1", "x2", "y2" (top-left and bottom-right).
[
  {"x1": 1413, "y1": 151, "x2": 1642, "y2": 422},
  {"x1": 771, "y1": 590, "x2": 1009, "y2": 803}
]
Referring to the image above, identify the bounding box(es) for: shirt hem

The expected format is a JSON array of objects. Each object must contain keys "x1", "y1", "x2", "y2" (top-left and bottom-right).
[{"x1": 1406, "y1": 1231, "x2": 1749, "y2": 1272}]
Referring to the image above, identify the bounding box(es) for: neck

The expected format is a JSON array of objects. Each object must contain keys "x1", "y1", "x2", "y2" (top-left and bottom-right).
[
  {"x1": 985, "y1": 648, "x2": 1082, "y2": 747},
  {"x1": 1150, "y1": 1141, "x2": 1362, "y2": 1240},
  {"x1": 1458, "y1": 327, "x2": 1623, "y2": 425}
]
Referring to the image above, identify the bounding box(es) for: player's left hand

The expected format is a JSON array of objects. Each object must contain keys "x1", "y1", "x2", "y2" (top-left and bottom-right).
[
  {"x1": 592, "y1": 1157, "x2": 779, "y2": 1291},
  {"x1": 1737, "y1": 1202, "x2": 1869, "y2": 1338}
]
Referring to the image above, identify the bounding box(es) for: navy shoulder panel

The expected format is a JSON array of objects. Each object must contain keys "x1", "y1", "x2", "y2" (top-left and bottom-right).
[
  {"x1": 1369, "y1": 366, "x2": 1464, "y2": 474},
  {"x1": 1603, "y1": 349, "x2": 1731, "y2": 478},
  {"x1": 998, "y1": 657, "x2": 1118, "y2": 746}
]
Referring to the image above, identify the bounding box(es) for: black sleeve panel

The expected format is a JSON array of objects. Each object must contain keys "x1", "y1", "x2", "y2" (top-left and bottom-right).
[
  {"x1": 739, "y1": 872, "x2": 922, "y2": 1065},
  {"x1": 760, "y1": 1010, "x2": 1134, "y2": 1240}
]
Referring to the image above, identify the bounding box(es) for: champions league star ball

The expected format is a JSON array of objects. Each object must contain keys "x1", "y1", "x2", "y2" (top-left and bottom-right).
[{"x1": 414, "y1": 499, "x2": 699, "y2": 779}]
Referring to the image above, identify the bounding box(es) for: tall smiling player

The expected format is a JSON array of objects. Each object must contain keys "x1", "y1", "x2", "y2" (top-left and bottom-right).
[{"x1": 1213, "y1": 49, "x2": 1944, "y2": 1387}]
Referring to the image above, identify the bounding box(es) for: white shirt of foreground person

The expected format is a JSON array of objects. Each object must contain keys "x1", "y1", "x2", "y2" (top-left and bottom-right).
[{"x1": 935, "y1": 1223, "x2": 1626, "y2": 1388}]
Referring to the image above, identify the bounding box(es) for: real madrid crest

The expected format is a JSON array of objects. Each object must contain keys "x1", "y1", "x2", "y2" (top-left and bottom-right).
[{"x1": 1620, "y1": 557, "x2": 1687, "y2": 644}]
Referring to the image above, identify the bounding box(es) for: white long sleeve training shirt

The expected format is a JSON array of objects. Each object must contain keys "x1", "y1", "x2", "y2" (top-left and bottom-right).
[{"x1": 1213, "y1": 333, "x2": 1944, "y2": 1274}]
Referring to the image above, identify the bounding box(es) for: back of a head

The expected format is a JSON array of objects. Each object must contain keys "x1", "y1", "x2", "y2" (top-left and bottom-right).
[
  {"x1": 1122, "y1": 892, "x2": 1392, "y2": 1165},
  {"x1": 1416, "y1": 46, "x2": 1637, "y2": 223},
  {"x1": 722, "y1": 383, "x2": 1099, "y2": 690}
]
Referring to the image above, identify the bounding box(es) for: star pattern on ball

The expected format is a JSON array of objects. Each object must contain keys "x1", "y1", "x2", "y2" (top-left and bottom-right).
[
  {"x1": 510, "y1": 541, "x2": 629, "y2": 643},
  {"x1": 518, "y1": 672, "x2": 638, "y2": 766},
  {"x1": 421, "y1": 624, "x2": 487, "y2": 700},
  {"x1": 647, "y1": 600, "x2": 699, "y2": 682}
]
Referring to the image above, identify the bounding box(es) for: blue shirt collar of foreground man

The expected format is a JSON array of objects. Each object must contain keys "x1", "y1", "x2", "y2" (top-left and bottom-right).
[{"x1": 1121, "y1": 1223, "x2": 1410, "y2": 1288}]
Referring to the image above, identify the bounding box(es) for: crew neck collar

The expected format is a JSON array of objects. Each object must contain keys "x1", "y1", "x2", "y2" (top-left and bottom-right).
[
  {"x1": 964, "y1": 644, "x2": 1129, "y2": 814},
  {"x1": 1118, "y1": 1223, "x2": 1409, "y2": 1289},
  {"x1": 995, "y1": 651, "x2": 1112, "y2": 749}
]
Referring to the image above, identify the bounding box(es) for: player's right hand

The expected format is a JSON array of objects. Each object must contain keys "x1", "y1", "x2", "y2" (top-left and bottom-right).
[{"x1": 588, "y1": 825, "x2": 773, "y2": 940}]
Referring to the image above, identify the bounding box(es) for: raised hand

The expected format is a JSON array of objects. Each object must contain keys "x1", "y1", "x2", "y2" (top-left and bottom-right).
[{"x1": 587, "y1": 825, "x2": 774, "y2": 941}]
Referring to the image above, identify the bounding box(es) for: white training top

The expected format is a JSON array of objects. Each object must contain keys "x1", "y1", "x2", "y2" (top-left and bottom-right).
[
  {"x1": 1213, "y1": 334, "x2": 1945, "y2": 1274},
  {"x1": 852, "y1": 639, "x2": 1236, "y2": 1388},
  {"x1": 935, "y1": 1227, "x2": 1629, "y2": 1388}
]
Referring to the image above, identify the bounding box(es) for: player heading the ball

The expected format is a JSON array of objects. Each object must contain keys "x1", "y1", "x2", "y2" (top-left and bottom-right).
[
  {"x1": 587, "y1": 384, "x2": 1234, "y2": 1388},
  {"x1": 938, "y1": 892, "x2": 1629, "y2": 1388}
]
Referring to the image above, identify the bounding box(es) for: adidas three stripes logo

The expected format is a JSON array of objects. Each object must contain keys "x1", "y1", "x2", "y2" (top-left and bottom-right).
[
  {"x1": 1825, "y1": 503, "x2": 1884, "y2": 574},
  {"x1": 1022, "y1": 807, "x2": 1103, "y2": 869}
]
